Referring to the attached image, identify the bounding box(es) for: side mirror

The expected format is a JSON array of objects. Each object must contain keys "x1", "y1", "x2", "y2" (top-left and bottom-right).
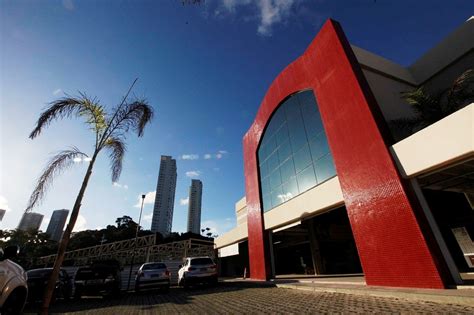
[{"x1": 2, "y1": 245, "x2": 20, "y2": 260}]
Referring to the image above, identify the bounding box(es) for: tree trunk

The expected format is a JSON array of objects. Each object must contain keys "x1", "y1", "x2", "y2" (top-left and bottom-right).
[{"x1": 40, "y1": 153, "x2": 97, "y2": 315}]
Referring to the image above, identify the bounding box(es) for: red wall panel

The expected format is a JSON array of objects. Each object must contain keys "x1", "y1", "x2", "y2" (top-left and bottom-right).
[{"x1": 243, "y1": 19, "x2": 449, "y2": 288}]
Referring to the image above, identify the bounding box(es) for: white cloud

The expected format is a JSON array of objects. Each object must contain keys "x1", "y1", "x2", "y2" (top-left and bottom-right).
[
  {"x1": 112, "y1": 182, "x2": 128, "y2": 189},
  {"x1": 0, "y1": 195, "x2": 12, "y2": 212},
  {"x1": 204, "y1": 154, "x2": 212, "y2": 160},
  {"x1": 143, "y1": 213, "x2": 153, "y2": 222},
  {"x1": 135, "y1": 191, "x2": 156, "y2": 207},
  {"x1": 73, "y1": 157, "x2": 91, "y2": 163},
  {"x1": 257, "y1": 0, "x2": 294, "y2": 36},
  {"x1": 73, "y1": 214, "x2": 87, "y2": 232},
  {"x1": 218, "y1": 0, "x2": 296, "y2": 36},
  {"x1": 53, "y1": 88, "x2": 62, "y2": 96},
  {"x1": 179, "y1": 197, "x2": 189, "y2": 206},
  {"x1": 201, "y1": 217, "x2": 236, "y2": 236},
  {"x1": 222, "y1": 0, "x2": 252, "y2": 12},
  {"x1": 62, "y1": 0, "x2": 75, "y2": 11},
  {"x1": 218, "y1": 150, "x2": 228, "y2": 154},
  {"x1": 181, "y1": 154, "x2": 199, "y2": 160},
  {"x1": 216, "y1": 153, "x2": 223, "y2": 159},
  {"x1": 185, "y1": 170, "x2": 201, "y2": 178}
]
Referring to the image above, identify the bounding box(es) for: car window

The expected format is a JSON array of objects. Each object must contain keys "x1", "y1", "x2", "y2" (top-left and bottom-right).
[
  {"x1": 60, "y1": 270, "x2": 69, "y2": 279},
  {"x1": 27, "y1": 269, "x2": 52, "y2": 278},
  {"x1": 142, "y1": 263, "x2": 166, "y2": 270},
  {"x1": 75, "y1": 268, "x2": 93, "y2": 280},
  {"x1": 190, "y1": 258, "x2": 214, "y2": 266}
]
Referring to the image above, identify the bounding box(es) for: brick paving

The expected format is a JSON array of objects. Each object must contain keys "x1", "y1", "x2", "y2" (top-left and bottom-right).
[{"x1": 24, "y1": 282, "x2": 474, "y2": 314}]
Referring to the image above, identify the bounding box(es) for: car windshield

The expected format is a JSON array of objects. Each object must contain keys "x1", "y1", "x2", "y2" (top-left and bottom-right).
[
  {"x1": 27, "y1": 269, "x2": 52, "y2": 278},
  {"x1": 142, "y1": 263, "x2": 166, "y2": 270},
  {"x1": 75, "y1": 268, "x2": 114, "y2": 280},
  {"x1": 190, "y1": 258, "x2": 213, "y2": 266}
]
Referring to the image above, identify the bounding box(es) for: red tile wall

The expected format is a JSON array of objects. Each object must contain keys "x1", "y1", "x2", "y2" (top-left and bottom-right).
[{"x1": 243, "y1": 19, "x2": 449, "y2": 288}]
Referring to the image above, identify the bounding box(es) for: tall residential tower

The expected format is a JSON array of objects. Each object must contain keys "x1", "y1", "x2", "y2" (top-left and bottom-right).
[
  {"x1": 46, "y1": 209, "x2": 69, "y2": 241},
  {"x1": 18, "y1": 212, "x2": 44, "y2": 232},
  {"x1": 187, "y1": 179, "x2": 203, "y2": 234},
  {"x1": 151, "y1": 155, "x2": 177, "y2": 236}
]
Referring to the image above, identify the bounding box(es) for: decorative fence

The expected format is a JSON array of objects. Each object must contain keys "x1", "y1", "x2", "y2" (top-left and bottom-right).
[{"x1": 36, "y1": 235, "x2": 215, "y2": 267}]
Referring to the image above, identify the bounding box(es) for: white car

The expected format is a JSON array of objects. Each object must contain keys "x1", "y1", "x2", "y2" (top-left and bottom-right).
[
  {"x1": 135, "y1": 262, "x2": 170, "y2": 292},
  {"x1": 0, "y1": 246, "x2": 28, "y2": 314},
  {"x1": 178, "y1": 257, "x2": 218, "y2": 288}
]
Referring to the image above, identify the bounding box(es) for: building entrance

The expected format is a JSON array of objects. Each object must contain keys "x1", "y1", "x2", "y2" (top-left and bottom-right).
[
  {"x1": 418, "y1": 160, "x2": 474, "y2": 283},
  {"x1": 271, "y1": 206, "x2": 362, "y2": 276}
]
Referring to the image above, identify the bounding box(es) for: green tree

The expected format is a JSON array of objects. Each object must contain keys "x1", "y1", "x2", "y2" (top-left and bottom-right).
[
  {"x1": 25, "y1": 79, "x2": 154, "y2": 314},
  {"x1": 391, "y1": 69, "x2": 473, "y2": 139},
  {"x1": 116, "y1": 215, "x2": 137, "y2": 229}
]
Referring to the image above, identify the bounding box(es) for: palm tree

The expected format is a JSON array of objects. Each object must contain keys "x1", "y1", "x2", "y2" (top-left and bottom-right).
[
  {"x1": 25, "y1": 79, "x2": 153, "y2": 314},
  {"x1": 390, "y1": 68, "x2": 473, "y2": 139}
]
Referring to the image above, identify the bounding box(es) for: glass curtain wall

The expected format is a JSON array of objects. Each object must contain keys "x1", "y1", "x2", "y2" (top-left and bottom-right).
[{"x1": 258, "y1": 90, "x2": 336, "y2": 212}]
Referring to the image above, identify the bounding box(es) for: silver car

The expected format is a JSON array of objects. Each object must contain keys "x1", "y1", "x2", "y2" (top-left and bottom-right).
[
  {"x1": 135, "y1": 262, "x2": 170, "y2": 292},
  {"x1": 178, "y1": 257, "x2": 218, "y2": 288},
  {"x1": 0, "y1": 246, "x2": 28, "y2": 314}
]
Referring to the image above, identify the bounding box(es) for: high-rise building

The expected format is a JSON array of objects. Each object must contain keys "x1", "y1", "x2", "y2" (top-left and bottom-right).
[
  {"x1": 46, "y1": 209, "x2": 69, "y2": 241},
  {"x1": 0, "y1": 209, "x2": 6, "y2": 222},
  {"x1": 187, "y1": 179, "x2": 203, "y2": 234},
  {"x1": 151, "y1": 155, "x2": 177, "y2": 236},
  {"x1": 18, "y1": 212, "x2": 44, "y2": 232}
]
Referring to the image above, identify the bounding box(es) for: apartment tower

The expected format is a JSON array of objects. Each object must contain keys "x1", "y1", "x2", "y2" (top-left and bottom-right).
[
  {"x1": 187, "y1": 179, "x2": 203, "y2": 234},
  {"x1": 151, "y1": 155, "x2": 177, "y2": 236},
  {"x1": 18, "y1": 212, "x2": 44, "y2": 232},
  {"x1": 46, "y1": 209, "x2": 69, "y2": 241}
]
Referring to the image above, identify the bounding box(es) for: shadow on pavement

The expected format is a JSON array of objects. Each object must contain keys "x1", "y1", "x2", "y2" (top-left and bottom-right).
[{"x1": 24, "y1": 281, "x2": 276, "y2": 314}]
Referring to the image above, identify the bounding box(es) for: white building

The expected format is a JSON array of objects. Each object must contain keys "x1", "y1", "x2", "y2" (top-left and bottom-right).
[
  {"x1": 187, "y1": 179, "x2": 203, "y2": 234},
  {"x1": 151, "y1": 155, "x2": 177, "y2": 236},
  {"x1": 18, "y1": 212, "x2": 44, "y2": 232},
  {"x1": 46, "y1": 209, "x2": 69, "y2": 241}
]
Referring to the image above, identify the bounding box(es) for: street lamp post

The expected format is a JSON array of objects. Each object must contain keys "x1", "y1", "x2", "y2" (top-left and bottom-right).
[{"x1": 127, "y1": 194, "x2": 146, "y2": 291}]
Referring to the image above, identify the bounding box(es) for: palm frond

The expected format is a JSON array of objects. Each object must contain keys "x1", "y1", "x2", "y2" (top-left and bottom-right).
[
  {"x1": 25, "y1": 148, "x2": 88, "y2": 212},
  {"x1": 446, "y1": 68, "x2": 474, "y2": 111},
  {"x1": 103, "y1": 137, "x2": 126, "y2": 182},
  {"x1": 106, "y1": 99, "x2": 154, "y2": 139},
  {"x1": 29, "y1": 94, "x2": 107, "y2": 139}
]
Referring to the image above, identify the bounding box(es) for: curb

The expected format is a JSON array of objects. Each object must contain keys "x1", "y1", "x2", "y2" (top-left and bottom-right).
[{"x1": 275, "y1": 283, "x2": 474, "y2": 307}]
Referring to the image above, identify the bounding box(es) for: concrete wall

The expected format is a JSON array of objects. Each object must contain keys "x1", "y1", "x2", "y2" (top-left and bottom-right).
[{"x1": 391, "y1": 103, "x2": 474, "y2": 177}]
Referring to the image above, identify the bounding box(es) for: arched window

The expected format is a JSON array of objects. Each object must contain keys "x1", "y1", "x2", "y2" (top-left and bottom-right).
[{"x1": 258, "y1": 90, "x2": 336, "y2": 212}]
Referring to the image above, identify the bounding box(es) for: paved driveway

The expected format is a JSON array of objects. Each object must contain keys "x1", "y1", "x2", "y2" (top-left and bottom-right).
[{"x1": 24, "y1": 282, "x2": 474, "y2": 314}]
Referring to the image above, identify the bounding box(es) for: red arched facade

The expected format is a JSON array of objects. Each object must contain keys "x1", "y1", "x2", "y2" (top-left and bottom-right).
[{"x1": 243, "y1": 19, "x2": 450, "y2": 288}]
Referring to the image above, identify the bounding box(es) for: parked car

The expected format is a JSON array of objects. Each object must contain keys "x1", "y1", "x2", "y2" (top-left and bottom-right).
[
  {"x1": 135, "y1": 262, "x2": 170, "y2": 292},
  {"x1": 178, "y1": 257, "x2": 218, "y2": 288},
  {"x1": 0, "y1": 246, "x2": 28, "y2": 314},
  {"x1": 26, "y1": 268, "x2": 72, "y2": 303},
  {"x1": 74, "y1": 260, "x2": 121, "y2": 298}
]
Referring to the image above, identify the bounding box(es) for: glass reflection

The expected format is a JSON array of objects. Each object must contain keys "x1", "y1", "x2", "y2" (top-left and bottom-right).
[{"x1": 257, "y1": 90, "x2": 336, "y2": 212}]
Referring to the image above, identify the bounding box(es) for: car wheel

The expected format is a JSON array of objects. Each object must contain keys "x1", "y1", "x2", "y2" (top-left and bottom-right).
[
  {"x1": 74, "y1": 288, "x2": 82, "y2": 300},
  {"x1": 1, "y1": 288, "x2": 27, "y2": 315}
]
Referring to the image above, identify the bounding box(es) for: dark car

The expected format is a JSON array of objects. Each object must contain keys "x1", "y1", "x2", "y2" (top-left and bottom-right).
[
  {"x1": 74, "y1": 260, "x2": 121, "y2": 298},
  {"x1": 26, "y1": 268, "x2": 72, "y2": 303},
  {"x1": 135, "y1": 262, "x2": 170, "y2": 292}
]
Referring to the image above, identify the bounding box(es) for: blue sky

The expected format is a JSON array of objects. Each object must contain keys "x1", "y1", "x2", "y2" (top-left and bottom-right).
[{"x1": 0, "y1": 0, "x2": 472, "y2": 236}]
